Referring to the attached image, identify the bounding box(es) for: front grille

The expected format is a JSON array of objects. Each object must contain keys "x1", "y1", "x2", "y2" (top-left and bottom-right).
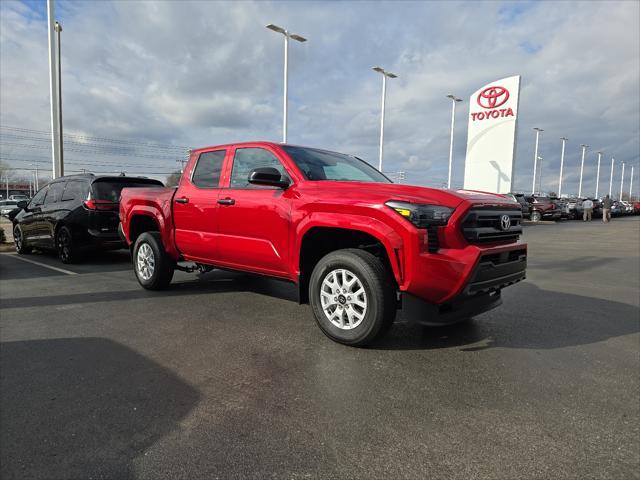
[{"x1": 461, "y1": 207, "x2": 523, "y2": 244}]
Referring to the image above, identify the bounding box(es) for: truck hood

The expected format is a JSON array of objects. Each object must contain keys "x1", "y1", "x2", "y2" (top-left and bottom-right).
[{"x1": 301, "y1": 181, "x2": 515, "y2": 209}]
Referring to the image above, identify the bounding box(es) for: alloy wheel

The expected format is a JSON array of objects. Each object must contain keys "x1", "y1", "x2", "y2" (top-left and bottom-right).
[
  {"x1": 320, "y1": 268, "x2": 367, "y2": 330},
  {"x1": 136, "y1": 243, "x2": 155, "y2": 281}
]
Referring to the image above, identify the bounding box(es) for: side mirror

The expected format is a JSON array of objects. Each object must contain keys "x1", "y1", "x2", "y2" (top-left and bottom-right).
[
  {"x1": 17, "y1": 200, "x2": 28, "y2": 210},
  {"x1": 248, "y1": 167, "x2": 290, "y2": 189}
]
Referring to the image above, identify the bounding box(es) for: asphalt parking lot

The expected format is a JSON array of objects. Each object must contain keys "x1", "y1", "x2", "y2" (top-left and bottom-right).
[{"x1": 1, "y1": 217, "x2": 638, "y2": 480}]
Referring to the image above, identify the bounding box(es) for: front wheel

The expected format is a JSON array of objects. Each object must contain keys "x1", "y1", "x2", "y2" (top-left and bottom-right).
[
  {"x1": 13, "y1": 225, "x2": 31, "y2": 254},
  {"x1": 133, "y1": 232, "x2": 174, "y2": 290},
  {"x1": 309, "y1": 249, "x2": 396, "y2": 347}
]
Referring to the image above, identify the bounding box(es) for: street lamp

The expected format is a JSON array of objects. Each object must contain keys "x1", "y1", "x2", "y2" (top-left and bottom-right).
[
  {"x1": 578, "y1": 144, "x2": 588, "y2": 198},
  {"x1": 446, "y1": 94, "x2": 462, "y2": 189},
  {"x1": 55, "y1": 21, "x2": 64, "y2": 174},
  {"x1": 595, "y1": 151, "x2": 602, "y2": 199},
  {"x1": 620, "y1": 162, "x2": 625, "y2": 200},
  {"x1": 609, "y1": 158, "x2": 615, "y2": 197},
  {"x1": 558, "y1": 137, "x2": 568, "y2": 197},
  {"x1": 266, "y1": 23, "x2": 307, "y2": 143},
  {"x1": 532, "y1": 128, "x2": 543, "y2": 194},
  {"x1": 630, "y1": 166, "x2": 634, "y2": 201},
  {"x1": 372, "y1": 66, "x2": 398, "y2": 172},
  {"x1": 47, "y1": 0, "x2": 63, "y2": 178}
]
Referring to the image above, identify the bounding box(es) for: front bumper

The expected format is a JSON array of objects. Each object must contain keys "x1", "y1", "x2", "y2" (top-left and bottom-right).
[{"x1": 399, "y1": 248, "x2": 526, "y2": 326}]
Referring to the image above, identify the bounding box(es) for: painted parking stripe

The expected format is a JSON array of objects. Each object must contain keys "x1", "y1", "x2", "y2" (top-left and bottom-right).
[{"x1": 2, "y1": 253, "x2": 77, "y2": 275}]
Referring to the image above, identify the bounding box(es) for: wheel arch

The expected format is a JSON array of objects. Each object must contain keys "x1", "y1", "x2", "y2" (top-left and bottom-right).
[{"x1": 296, "y1": 222, "x2": 402, "y2": 304}]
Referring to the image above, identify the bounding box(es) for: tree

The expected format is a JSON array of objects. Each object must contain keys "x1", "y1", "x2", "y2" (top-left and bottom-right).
[{"x1": 165, "y1": 171, "x2": 182, "y2": 187}]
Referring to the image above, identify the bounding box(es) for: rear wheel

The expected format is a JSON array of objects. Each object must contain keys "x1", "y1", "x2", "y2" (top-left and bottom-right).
[
  {"x1": 531, "y1": 210, "x2": 542, "y2": 222},
  {"x1": 56, "y1": 226, "x2": 77, "y2": 264},
  {"x1": 133, "y1": 232, "x2": 174, "y2": 290},
  {"x1": 13, "y1": 225, "x2": 31, "y2": 254},
  {"x1": 309, "y1": 248, "x2": 396, "y2": 347}
]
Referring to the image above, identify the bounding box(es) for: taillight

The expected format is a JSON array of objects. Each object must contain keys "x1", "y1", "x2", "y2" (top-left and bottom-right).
[{"x1": 83, "y1": 200, "x2": 118, "y2": 211}]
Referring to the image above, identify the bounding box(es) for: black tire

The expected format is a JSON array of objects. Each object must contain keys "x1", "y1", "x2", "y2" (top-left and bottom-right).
[
  {"x1": 309, "y1": 248, "x2": 397, "y2": 347},
  {"x1": 531, "y1": 210, "x2": 542, "y2": 222},
  {"x1": 133, "y1": 232, "x2": 174, "y2": 290},
  {"x1": 13, "y1": 224, "x2": 32, "y2": 254},
  {"x1": 56, "y1": 226, "x2": 77, "y2": 264}
]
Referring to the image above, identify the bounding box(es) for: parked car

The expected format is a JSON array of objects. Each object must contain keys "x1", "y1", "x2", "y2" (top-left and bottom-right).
[
  {"x1": 524, "y1": 195, "x2": 561, "y2": 222},
  {"x1": 120, "y1": 142, "x2": 527, "y2": 347},
  {"x1": 8, "y1": 194, "x2": 29, "y2": 201},
  {"x1": 620, "y1": 201, "x2": 634, "y2": 215},
  {"x1": 565, "y1": 198, "x2": 580, "y2": 219},
  {"x1": 0, "y1": 200, "x2": 19, "y2": 217},
  {"x1": 611, "y1": 201, "x2": 626, "y2": 217},
  {"x1": 507, "y1": 193, "x2": 531, "y2": 218},
  {"x1": 550, "y1": 197, "x2": 571, "y2": 219},
  {"x1": 12, "y1": 174, "x2": 163, "y2": 263},
  {"x1": 633, "y1": 201, "x2": 640, "y2": 214}
]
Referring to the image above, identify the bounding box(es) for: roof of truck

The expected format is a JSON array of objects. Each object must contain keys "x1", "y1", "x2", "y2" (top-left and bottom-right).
[{"x1": 191, "y1": 141, "x2": 281, "y2": 154}]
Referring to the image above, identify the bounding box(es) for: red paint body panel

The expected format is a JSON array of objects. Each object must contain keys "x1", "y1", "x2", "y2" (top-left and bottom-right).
[{"x1": 120, "y1": 141, "x2": 527, "y2": 305}]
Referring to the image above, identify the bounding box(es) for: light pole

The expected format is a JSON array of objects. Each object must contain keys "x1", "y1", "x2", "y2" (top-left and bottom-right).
[
  {"x1": 620, "y1": 162, "x2": 625, "y2": 200},
  {"x1": 373, "y1": 66, "x2": 398, "y2": 172},
  {"x1": 558, "y1": 137, "x2": 568, "y2": 197},
  {"x1": 595, "y1": 151, "x2": 602, "y2": 198},
  {"x1": 609, "y1": 158, "x2": 614, "y2": 197},
  {"x1": 537, "y1": 156, "x2": 544, "y2": 194},
  {"x1": 266, "y1": 24, "x2": 307, "y2": 143},
  {"x1": 47, "y1": 0, "x2": 62, "y2": 178},
  {"x1": 532, "y1": 128, "x2": 543, "y2": 194},
  {"x1": 55, "y1": 21, "x2": 64, "y2": 174},
  {"x1": 630, "y1": 166, "x2": 634, "y2": 201},
  {"x1": 578, "y1": 144, "x2": 588, "y2": 198},
  {"x1": 446, "y1": 94, "x2": 462, "y2": 189}
]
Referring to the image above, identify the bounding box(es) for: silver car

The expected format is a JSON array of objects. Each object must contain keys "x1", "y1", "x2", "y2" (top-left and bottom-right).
[{"x1": 0, "y1": 200, "x2": 19, "y2": 217}]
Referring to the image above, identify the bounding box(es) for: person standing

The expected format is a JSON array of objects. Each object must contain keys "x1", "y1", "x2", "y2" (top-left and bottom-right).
[
  {"x1": 582, "y1": 198, "x2": 594, "y2": 221},
  {"x1": 602, "y1": 194, "x2": 612, "y2": 222}
]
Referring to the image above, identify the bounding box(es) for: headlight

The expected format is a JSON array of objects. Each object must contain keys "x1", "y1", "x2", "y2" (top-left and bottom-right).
[{"x1": 385, "y1": 201, "x2": 454, "y2": 228}]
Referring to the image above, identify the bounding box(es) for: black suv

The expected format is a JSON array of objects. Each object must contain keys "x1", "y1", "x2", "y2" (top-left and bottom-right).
[{"x1": 12, "y1": 174, "x2": 163, "y2": 263}]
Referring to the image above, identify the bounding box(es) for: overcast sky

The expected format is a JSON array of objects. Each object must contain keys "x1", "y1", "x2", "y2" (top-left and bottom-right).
[{"x1": 1, "y1": 0, "x2": 638, "y2": 195}]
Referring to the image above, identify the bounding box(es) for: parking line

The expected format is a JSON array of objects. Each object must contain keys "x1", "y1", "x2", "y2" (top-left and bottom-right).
[{"x1": 1, "y1": 253, "x2": 77, "y2": 275}]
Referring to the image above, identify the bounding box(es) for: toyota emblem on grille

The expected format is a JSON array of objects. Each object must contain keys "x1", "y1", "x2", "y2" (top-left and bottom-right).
[{"x1": 500, "y1": 215, "x2": 511, "y2": 231}]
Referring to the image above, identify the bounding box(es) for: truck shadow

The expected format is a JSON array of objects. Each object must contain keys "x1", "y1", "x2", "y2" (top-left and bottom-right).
[
  {"x1": 0, "y1": 270, "x2": 298, "y2": 309},
  {"x1": 0, "y1": 337, "x2": 200, "y2": 480},
  {"x1": 372, "y1": 282, "x2": 639, "y2": 351}
]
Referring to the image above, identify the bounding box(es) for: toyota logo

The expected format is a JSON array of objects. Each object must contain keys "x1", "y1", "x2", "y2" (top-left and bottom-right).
[
  {"x1": 500, "y1": 214, "x2": 511, "y2": 231},
  {"x1": 477, "y1": 86, "x2": 510, "y2": 109}
]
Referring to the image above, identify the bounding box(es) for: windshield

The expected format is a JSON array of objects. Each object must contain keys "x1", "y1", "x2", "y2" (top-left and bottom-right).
[
  {"x1": 282, "y1": 146, "x2": 391, "y2": 183},
  {"x1": 91, "y1": 178, "x2": 163, "y2": 202}
]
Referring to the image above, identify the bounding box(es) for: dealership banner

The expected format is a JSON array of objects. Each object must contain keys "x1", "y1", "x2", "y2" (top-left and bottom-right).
[{"x1": 463, "y1": 75, "x2": 521, "y2": 194}]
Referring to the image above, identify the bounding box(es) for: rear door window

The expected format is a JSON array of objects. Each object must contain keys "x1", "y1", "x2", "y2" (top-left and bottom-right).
[
  {"x1": 192, "y1": 150, "x2": 226, "y2": 188},
  {"x1": 62, "y1": 181, "x2": 89, "y2": 202},
  {"x1": 45, "y1": 182, "x2": 66, "y2": 205},
  {"x1": 91, "y1": 178, "x2": 164, "y2": 202}
]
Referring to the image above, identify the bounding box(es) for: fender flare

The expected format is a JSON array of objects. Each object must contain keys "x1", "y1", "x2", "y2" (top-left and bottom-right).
[
  {"x1": 126, "y1": 206, "x2": 179, "y2": 259},
  {"x1": 294, "y1": 213, "x2": 405, "y2": 286}
]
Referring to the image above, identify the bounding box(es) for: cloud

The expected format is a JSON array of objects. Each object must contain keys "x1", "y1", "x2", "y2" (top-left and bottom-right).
[{"x1": 0, "y1": 0, "x2": 638, "y2": 192}]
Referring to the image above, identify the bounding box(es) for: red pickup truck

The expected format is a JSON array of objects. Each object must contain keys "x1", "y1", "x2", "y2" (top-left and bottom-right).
[{"x1": 120, "y1": 142, "x2": 526, "y2": 346}]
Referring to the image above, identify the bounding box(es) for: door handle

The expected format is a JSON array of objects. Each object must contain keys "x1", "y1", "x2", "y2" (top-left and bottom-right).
[
  {"x1": 175, "y1": 197, "x2": 189, "y2": 204},
  {"x1": 217, "y1": 198, "x2": 235, "y2": 205}
]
